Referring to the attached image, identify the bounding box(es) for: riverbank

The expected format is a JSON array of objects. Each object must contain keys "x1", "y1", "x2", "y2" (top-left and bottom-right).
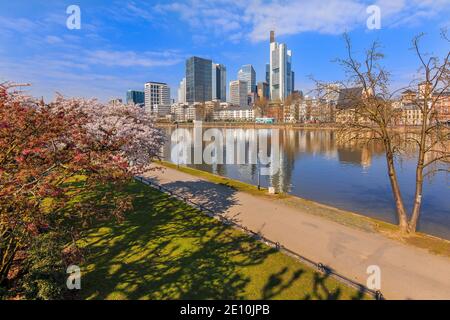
[
  {"x1": 156, "y1": 121, "x2": 429, "y2": 132},
  {"x1": 147, "y1": 162, "x2": 450, "y2": 299},
  {"x1": 159, "y1": 161, "x2": 450, "y2": 257},
  {"x1": 157, "y1": 122, "x2": 339, "y2": 130}
]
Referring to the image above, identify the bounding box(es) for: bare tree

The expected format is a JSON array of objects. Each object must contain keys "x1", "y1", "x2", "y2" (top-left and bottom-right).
[
  {"x1": 315, "y1": 33, "x2": 449, "y2": 234},
  {"x1": 196, "y1": 102, "x2": 214, "y2": 122},
  {"x1": 284, "y1": 92, "x2": 302, "y2": 122},
  {"x1": 255, "y1": 96, "x2": 269, "y2": 117}
]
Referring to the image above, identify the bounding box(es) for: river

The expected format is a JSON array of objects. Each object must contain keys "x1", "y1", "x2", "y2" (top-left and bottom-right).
[{"x1": 162, "y1": 127, "x2": 450, "y2": 240}]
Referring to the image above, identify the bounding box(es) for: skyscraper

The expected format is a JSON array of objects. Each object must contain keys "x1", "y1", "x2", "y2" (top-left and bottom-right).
[
  {"x1": 177, "y1": 78, "x2": 186, "y2": 103},
  {"x1": 257, "y1": 82, "x2": 269, "y2": 100},
  {"x1": 269, "y1": 31, "x2": 293, "y2": 101},
  {"x1": 291, "y1": 71, "x2": 295, "y2": 92},
  {"x1": 126, "y1": 90, "x2": 145, "y2": 105},
  {"x1": 230, "y1": 80, "x2": 248, "y2": 108},
  {"x1": 144, "y1": 82, "x2": 170, "y2": 110},
  {"x1": 212, "y1": 63, "x2": 227, "y2": 102},
  {"x1": 186, "y1": 56, "x2": 212, "y2": 103},
  {"x1": 237, "y1": 64, "x2": 256, "y2": 94},
  {"x1": 265, "y1": 63, "x2": 270, "y2": 84}
]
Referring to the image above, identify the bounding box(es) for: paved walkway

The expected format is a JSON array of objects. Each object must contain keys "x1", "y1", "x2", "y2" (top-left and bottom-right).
[{"x1": 144, "y1": 165, "x2": 450, "y2": 300}]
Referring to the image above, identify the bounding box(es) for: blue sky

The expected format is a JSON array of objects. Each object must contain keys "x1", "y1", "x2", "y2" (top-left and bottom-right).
[{"x1": 0, "y1": 0, "x2": 449, "y2": 102}]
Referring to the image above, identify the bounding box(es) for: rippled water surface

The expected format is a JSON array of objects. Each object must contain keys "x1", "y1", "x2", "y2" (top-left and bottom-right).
[{"x1": 162, "y1": 127, "x2": 450, "y2": 239}]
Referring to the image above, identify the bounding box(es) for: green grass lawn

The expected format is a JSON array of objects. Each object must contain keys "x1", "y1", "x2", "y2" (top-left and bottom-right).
[{"x1": 78, "y1": 180, "x2": 370, "y2": 300}]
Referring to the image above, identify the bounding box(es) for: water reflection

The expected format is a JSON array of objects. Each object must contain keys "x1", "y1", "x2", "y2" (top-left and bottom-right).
[{"x1": 163, "y1": 127, "x2": 449, "y2": 239}]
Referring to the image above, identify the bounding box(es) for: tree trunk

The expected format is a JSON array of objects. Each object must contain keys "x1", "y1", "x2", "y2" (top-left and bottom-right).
[
  {"x1": 409, "y1": 110, "x2": 427, "y2": 234},
  {"x1": 0, "y1": 235, "x2": 18, "y2": 287},
  {"x1": 385, "y1": 150, "x2": 409, "y2": 233},
  {"x1": 409, "y1": 164, "x2": 424, "y2": 233}
]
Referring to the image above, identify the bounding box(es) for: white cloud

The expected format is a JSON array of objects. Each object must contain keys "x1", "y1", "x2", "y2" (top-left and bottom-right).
[
  {"x1": 153, "y1": 0, "x2": 450, "y2": 42},
  {"x1": 376, "y1": 0, "x2": 450, "y2": 28},
  {"x1": 155, "y1": 0, "x2": 245, "y2": 41},
  {"x1": 85, "y1": 50, "x2": 184, "y2": 67},
  {"x1": 245, "y1": 0, "x2": 366, "y2": 41},
  {"x1": 0, "y1": 6, "x2": 188, "y2": 102},
  {"x1": 45, "y1": 35, "x2": 63, "y2": 44},
  {"x1": 0, "y1": 16, "x2": 40, "y2": 33},
  {"x1": 0, "y1": 56, "x2": 147, "y2": 102},
  {"x1": 0, "y1": 39, "x2": 185, "y2": 101}
]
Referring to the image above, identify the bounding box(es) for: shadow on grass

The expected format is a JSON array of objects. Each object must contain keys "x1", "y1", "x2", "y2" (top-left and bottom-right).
[
  {"x1": 79, "y1": 180, "x2": 369, "y2": 300},
  {"x1": 146, "y1": 177, "x2": 239, "y2": 214},
  {"x1": 80, "y1": 180, "x2": 268, "y2": 299},
  {"x1": 262, "y1": 267, "x2": 304, "y2": 299}
]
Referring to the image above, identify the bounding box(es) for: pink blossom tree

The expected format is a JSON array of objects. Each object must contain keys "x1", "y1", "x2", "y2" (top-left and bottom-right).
[{"x1": 0, "y1": 83, "x2": 164, "y2": 298}]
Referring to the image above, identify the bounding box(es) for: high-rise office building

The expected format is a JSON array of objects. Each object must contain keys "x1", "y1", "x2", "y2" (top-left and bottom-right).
[
  {"x1": 126, "y1": 90, "x2": 145, "y2": 105},
  {"x1": 269, "y1": 31, "x2": 293, "y2": 101},
  {"x1": 186, "y1": 56, "x2": 212, "y2": 103},
  {"x1": 109, "y1": 98, "x2": 123, "y2": 107},
  {"x1": 144, "y1": 82, "x2": 170, "y2": 110},
  {"x1": 212, "y1": 63, "x2": 227, "y2": 102},
  {"x1": 265, "y1": 63, "x2": 270, "y2": 84},
  {"x1": 257, "y1": 82, "x2": 269, "y2": 100},
  {"x1": 178, "y1": 78, "x2": 186, "y2": 103},
  {"x1": 230, "y1": 80, "x2": 248, "y2": 108},
  {"x1": 291, "y1": 71, "x2": 295, "y2": 92},
  {"x1": 237, "y1": 64, "x2": 256, "y2": 94}
]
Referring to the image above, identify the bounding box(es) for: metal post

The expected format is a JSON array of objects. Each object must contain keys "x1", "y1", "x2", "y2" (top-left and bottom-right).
[
  {"x1": 375, "y1": 290, "x2": 383, "y2": 300},
  {"x1": 257, "y1": 129, "x2": 261, "y2": 190},
  {"x1": 175, "y1": 121, "x2": 179, "y2": 169},
  {"x1": 257, "y1": 159, "x2": 261, "y2": 190}
]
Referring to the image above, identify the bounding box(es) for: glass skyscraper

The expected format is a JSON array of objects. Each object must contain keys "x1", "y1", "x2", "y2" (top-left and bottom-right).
[
  {"x1": 291, "y1": 71, "x2": 295, "y2": 92},
  {"x1": 237, "y1": 64, "x2": 256, "y2": 94},
  {"x1": 186, "y1": 56, "x2": 212, "y2": 103},
  {"x1": 269, "y1": 31, "x2": 293, "y2": 101},
  {"x1": 212, "y1": 63, "x2": 227, "y2": 102},
  {"x1": 126, "y1": 90, "x2": 145, "y2": 105}
]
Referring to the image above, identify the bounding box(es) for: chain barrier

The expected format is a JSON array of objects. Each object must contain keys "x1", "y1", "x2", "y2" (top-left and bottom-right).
[{"x1": 135, "y1": 176, "x2": 384, "y2": 300}]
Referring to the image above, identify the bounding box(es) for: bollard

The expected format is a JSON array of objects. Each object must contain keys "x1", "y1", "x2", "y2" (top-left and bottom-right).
[
  {"x1": 375, "y1": 290, "x2": 383, "y2": 300},
  {"x1": 317, "y1": 263, "x2": 325, "y2": 272}
]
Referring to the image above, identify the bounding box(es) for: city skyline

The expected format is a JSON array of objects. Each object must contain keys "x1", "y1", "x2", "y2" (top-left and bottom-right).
[
  {"x1": 0, "y1": 1, "x2": 449, "y2": 102},
  {"x1": 1, "y1": 1, "x2": 449, "y2": 303}
]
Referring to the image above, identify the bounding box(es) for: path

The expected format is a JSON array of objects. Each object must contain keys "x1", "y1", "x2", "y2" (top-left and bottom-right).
[{"x1": 144, "y1": 165, "x2": 450, "y2": 300}]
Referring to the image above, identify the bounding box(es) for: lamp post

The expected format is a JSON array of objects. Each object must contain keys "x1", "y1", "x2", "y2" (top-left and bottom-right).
[
  {"x1": 257, "y1": 157, "x2": 261, "y2": 190},
  {"x1": 257, "y1": 129, "x2": 261, "y2": 190},
  {"x1": 175, "y1": 121, "x2": 179, "y2": 168}
]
